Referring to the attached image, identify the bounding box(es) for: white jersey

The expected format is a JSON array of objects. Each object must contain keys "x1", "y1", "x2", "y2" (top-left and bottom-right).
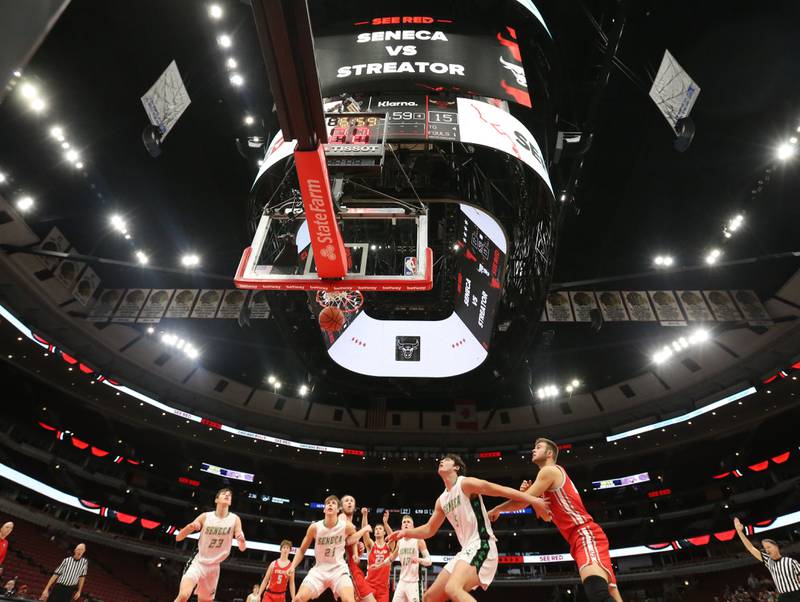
[
  {"x1": 196, "y1": 511, "x2": 237, "y2": 565},
  {"x1": 314, "y1": 518, "x2": 348, "y2": 566},
  {"x1": 397, "y1": 537, "x2": 421, "y2": 582},
  {"x1": 437, "y1": 476, "x2": 495, "y2": 548}
]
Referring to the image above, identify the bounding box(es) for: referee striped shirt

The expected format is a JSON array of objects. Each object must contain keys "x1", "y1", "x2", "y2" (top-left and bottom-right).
[
  {"x1": 54, "y1": 555, "x2": 88, "y2": 587},
  {"x1": 761, "y1": 551, "x2": 800, "y2": 594}
]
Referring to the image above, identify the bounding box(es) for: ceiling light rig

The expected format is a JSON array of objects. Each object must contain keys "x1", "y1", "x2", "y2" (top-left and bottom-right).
[
  {"x1": 652, "y1": 328, "x2": 709, "y2": 365},
  {"x1": 49, "y1": 125, "x2": 87, "y2": 170},
  {"x1": 159, "y1": 332, "x2": 200, "y2": 360},
  {"x1": 653, "y1": 255, "x2": 674, "y2": 268},
  {"x1": 225, "y1": 57, "x2": 238, "y2": 70},
  {"x1": 536, "y1": 378, "x2": 582, "y2": 400},
  {"x1": 705, "y1": 248, "x2": 722, "y2": 265},
  {"x1": 109, "y1": 214, "x2": 129, "y2": 237},
  {"x1": 181, "y1": 254, "x2": 200, "y2": 268},
  {"x1": 15, "y1": 196, "x2": 35, "y2": 213},
  {"x1": 19, "y1": 82, "x2": 47, "y2": 113},
  {"x1": 0, "y1": 172, "x2": 7, "y2": 184},
  {"x1": 722, "y1": 214, "x2": 744, "y2": 239},
  {"x1": 134, "y1": 250, "x2": 149, "y2": 265},
  {"x1": 217, "y1": 34, "x2": 232, "y2": 48},
  {"x1": 208, "y1": 4, "x2": 223, "y2": 19}
]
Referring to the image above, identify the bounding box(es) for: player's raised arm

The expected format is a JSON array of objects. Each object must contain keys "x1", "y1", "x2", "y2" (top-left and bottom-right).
[
  {"x1": 361, "y1": 507, "x2": 374, "y2": 550},
  {"x1": 175, "y1": 513, "x2": 206, "y2": 542},
  {"x1": 488, "y1": 467, "x2": 558, "y2": 520},
  {"x1": 288, "y1": 523, "x2": 316, "y2": 575},
  {"x1": 462, "y1": 476, "x2": 550, "y2": 520},
  {"x1": 258, "y1": 560, "x2": 274, "y2": 598},
  {"x1": 382, "y1": 510, "x2": 396, "y2": 550},
  {"x1": 387, "y1": 500, "x2": 446, "y2": 542},
  {"x1": 345, "y1": 521, "x2": 372, "y2": 547}
]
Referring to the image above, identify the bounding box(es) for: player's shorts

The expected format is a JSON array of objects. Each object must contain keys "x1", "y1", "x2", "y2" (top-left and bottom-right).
[
  {"x1": 262, "y1": 591, "x2": 287, "y2": 602},
  {"x1": 444, "y1": 538, "x2": 498, "y2": 590},
  {"x1": 365, "y1": 573, "x2": 389, "y2": 602},
  {"x1": 301, "y1": 563, "x2": 353, "y2": 599},
  {"x1": 568, "y1": 521, "x2": 617, "y2": 586},
  {"x1": 183, "y1": 558, "x2": 220, "y2": 599},
  {"x1": 392, "y1": 579, "x2": 424, "y2": 602},
  {"x1": 347, "y1": 558, "x2": 375, "y2": 598},
  {"x1": 369, "y1": 585, "x2": 389, "y2": 602}
]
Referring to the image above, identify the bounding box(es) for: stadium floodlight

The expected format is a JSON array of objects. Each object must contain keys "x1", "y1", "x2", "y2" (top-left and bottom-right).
[
  {"x1": 705, "y1": 248, "x2": 721, "y2": 265},
  {"x1": 208, "y1": 4, "x2": 223, "y2": 19},
  {"x1": 16, "y1": 196, "x2": 34, "y2": 213},
  {"x1": 30, "y1": 97, "x2": 46, "y2": 113},
  {"x1": 225, "y1": 57, "x2": 238, "y2": 70},
  {"x1": 50, "y1": 126, "x2": 65, "y2": 141},
  {"x1": 135, "y1": 250, "x2": 149, "y2": 265},
  {"x1": 777, "y1": 143, "x2": 796, "y2": 161},
  {"x1": 217, "y1": 34, "x2": 232, "y2": 48},
  {"x1": 181, "y1": 254, "x2": 200, "y2": 267},
  {"x1": 298, "y1": 384, "x2": 309, "y2": 396},
  {"x1": 243, "y1": 115, "x2": 255, "y2": 125},
  {"x1": 109, "y1": 214, "x2": 127, "y2": 233},
  {"x1": 267, "y1": 375, "x2": 276, "y2": 384},
  {"x1": 229, "y1": 73, "x2": 244, "y2": 87}
]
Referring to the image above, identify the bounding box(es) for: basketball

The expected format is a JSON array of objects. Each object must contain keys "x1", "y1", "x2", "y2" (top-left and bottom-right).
[{"x1": 319, "y1": 306, "x2": 345, "y2": 332}]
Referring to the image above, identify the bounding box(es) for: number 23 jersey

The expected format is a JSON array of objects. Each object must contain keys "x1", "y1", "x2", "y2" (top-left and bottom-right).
[{"x1": 197, "y1": 511, "x2": 237, "y2": 565}]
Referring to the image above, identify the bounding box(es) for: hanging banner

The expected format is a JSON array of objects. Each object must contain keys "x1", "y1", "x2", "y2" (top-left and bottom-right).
[
  {"x1": 140, "y1": 60, "x2": 191, "y2": 139},
  {"x1": 165, "y1": 289, "x2": 198, "y2": 319},
  {"x1": 731, "y1": 290, "x2": 772, "y2": 326},
  {"x1": 597, "y1": 291, "x2": 629, "y2": 322},
  {"x1": 191, "y1": 289, "x2": 223, "y2": 319},
  {"x1": 54, "y1": 258, "x2": 85, "y2": 290},
  {"x1": 111, "y1": 289, "x2": 150, "y2": 323},
  {"x1": 623, "y1": 291, "x2": 656, "y2": 322},
  {"x1": 648, "y1": 291, "x2": 686, "y2": 326},
  {"x1": 703, "y1": 291, "x2": 742, "y2": 322},
  {"x1": 545, "y1": 291, "x2": 573, "y2": 322},
  {"x1": 37, "y1": 227, "x2": 70, "y2": 271},
  {"x1": 137, "y1": 289, "x2": 174, "y2": 324},
  {"x1": 676, "y1": 290, "x2": 714, "y2": 322},
  {"x1": 216, "y1": 290, "x2": 248, "y2": 319},
  {"x1": 569, "y1": 291, "x2": 598, "y2": 322},
  {"x1": 649, "y1": 50, "x2": 700, "y2": 130},
  {"x1": 87, "y1": 289, "x2": 124, "y2": 323},
  {"x1": 315, "y1": 18, "x2": 531, "y2": 107},
  {"x1": 248, "y1": 291, "x2": 271, "y2": 319},
  {"x1": 72, "y1": 267, "x2": 101, "y2": 307}
]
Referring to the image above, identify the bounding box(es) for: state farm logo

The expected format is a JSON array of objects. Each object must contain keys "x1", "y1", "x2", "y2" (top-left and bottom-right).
[{"x1": 318, "y1": 245, "x2": 337, "y2": 260}]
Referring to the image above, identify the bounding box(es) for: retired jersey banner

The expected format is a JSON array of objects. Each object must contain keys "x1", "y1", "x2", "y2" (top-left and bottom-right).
[
  {"x1": 648, "y1": 291, "x2": 686, "y2": 326},
  {"x1": 597, "y1": 291, "x2": 629, "y2": 322},
  {"x1": 72, "y1": 267, "x2": 100, "y2": 307},
  {"x1": 704, "y1": 290, "x2": 742, "y2": 322},
  {"x1": 731, "y1": 290, "x2": 772, "y2": 326},
  {"x1": 314, "y1": 17, "x2": 531, "y2": 107},
  {"x1": 569, "y1": 291, "x2": 598, "y2": 322},
  {"x1": 545, "y1": 291, "x2": 573, "y2": 322},
  {"x1": 191, "y1": 290, "x2": 223, "y2": 319},
  {"x1": 165, "y1": 289, "x2": 199, "y2": 319},
  {"x1": 87, "y1": 289, "x2": 124, "y2": 322},
  {"x1": 216, "y1": 290, "x2": 247, "y2": 319}
]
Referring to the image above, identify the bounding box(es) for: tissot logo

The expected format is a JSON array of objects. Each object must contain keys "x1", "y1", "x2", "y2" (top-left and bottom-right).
[{"x1": 377, "y1": 100, "x2": 418, "y2": 107}]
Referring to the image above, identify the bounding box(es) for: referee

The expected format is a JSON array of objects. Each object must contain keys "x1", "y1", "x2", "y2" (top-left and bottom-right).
[
  {"x1": 39, "y1": 543, "x2": 88, "y2": 601},
  {"x1": 735, "y1": 518, "x2": 800, "y2": 600}
]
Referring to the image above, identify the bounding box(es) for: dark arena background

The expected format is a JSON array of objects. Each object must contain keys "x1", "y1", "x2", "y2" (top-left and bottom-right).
[{"x1": 1, "y1": 1, "x2": 800, "y2": 601}]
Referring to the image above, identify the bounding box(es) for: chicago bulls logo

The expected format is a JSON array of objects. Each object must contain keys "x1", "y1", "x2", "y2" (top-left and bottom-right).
[{"x1": 395, "y1": 336, "x2": 421, "y2": 361}]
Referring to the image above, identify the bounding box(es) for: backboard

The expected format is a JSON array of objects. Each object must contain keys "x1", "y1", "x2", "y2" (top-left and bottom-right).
[{"x1": 234, "y1": 203, "x2": 432, "y2": 292}]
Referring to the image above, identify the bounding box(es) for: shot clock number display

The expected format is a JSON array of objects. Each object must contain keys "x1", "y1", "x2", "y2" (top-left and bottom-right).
[{"x1": 323, "y1": 113, "x2": 387, "y2": 171}]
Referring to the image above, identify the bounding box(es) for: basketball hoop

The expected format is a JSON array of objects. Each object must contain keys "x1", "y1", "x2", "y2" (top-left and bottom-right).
[{"x1": 315, "y1": 290, "x2": 364, "y2": 313}]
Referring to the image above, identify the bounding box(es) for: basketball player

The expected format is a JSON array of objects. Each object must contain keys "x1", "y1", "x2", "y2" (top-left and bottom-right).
[
  {"x1": 258, "y1": 539, "x2": 295, "y2": 602},
  {"x1": 387, "y1": 454, "x2": 550, "y2": 602},
  {"x1": 247, "y1": 584, "x2": 261, "y2": 602},
  {"x1": 288, "y1": 495, "x2": 373, "y2": 602},
  {"x1": 488, "y1": 438, "x2": 622, "y2": 602},
  {"x1": 363, "y1": 509, "x2": 394, "y2": 602},
  {"x1": 340, "y1": 495, "x2": 378, "y2": 602},
  {"x1": 382, "y1": 515, "x2": 431, "y2": 602},
  {"x1": 174, "y1": 488, "x2": 246, "y2": 602}
]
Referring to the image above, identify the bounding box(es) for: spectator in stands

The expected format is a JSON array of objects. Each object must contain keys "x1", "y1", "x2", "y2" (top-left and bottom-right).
[
  {"x1": 39, "y1": 543, "x2": 88, "y2": 602},
  {"x1": 3, "y1": 578, "x2": 16, "y2": 597},
  {"x1": 0, "y1": 522, "x2": 13, "y2": 577},
  {"x1": 734, "y1": 519, "x2": 800, "y2": 601},
  {"x1": 16, "y1": 584, "x2": 28, "y2": 598}
]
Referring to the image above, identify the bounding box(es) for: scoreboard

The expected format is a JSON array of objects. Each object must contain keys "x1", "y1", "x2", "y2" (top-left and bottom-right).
[{"x1": 323, "y1": 113, "x2": 387, "y2": 171}]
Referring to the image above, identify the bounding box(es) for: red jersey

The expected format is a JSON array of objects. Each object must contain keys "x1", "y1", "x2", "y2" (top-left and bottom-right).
[
  {"x1": 0, "y1": 538, "x2": 7, "y2": 565},
  {"x1": 366, "y1": 542, "x2": 391, "y2": 588},
  {"x1": 267, "y1": 559, "x2": 291, "y2": 593},
  {"x1": 543, "y1": 465, "x2": 594, "y2": 539}
]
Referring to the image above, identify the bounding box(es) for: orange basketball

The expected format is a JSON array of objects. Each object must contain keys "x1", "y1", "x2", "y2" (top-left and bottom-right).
[{"x1": 318, "y1": 306, "x2": 345, "y2": 332}]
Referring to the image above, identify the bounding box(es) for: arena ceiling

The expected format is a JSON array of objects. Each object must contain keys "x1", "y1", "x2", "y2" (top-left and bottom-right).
[{"x1": 0, "y1": 0, "x2": 799, "y2": 418}]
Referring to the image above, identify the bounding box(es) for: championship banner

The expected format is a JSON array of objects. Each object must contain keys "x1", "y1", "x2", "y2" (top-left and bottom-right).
[
  {"x1": 37, "y1": 227, "x2": 70, "y2": 271},
  {"x1": 569, "y1": 291, "x2": 598, "y2": 322},
  {"x1": 248, "y1": 291, "x2": 271, "y2": 319},
  {"x1": 216, "y1": 290, "x2": 247, "y2": 319},
  {"x1": 648, "y1": 291, "x2": 686, "y2": 326},
  {"x1": 703, "y1": 290, "x2": 742, "y2": 322},
  {"x1": 623, "y1": 291, "x2": 656, "y2": 322},
  {"x1": 191, "y1": 290, "x2": 223, "y2": 319},
  {"x1": 543, "y1": 290, "x2": 770, "y2": 324},
  {"x1": 111, "y1": 289, "x2": 150, "y2": 323},
  {"x1": 545, "y1": 291, "x2": 573, "y2": 322},
  {"x1": 87, "y1": 289, "x2": 124, "y2": 323},
  {"x1": 676, "y1": 290, "x2": 714, "y2": 322},
  {"x1": 164, "y1": 289, "x2": 198, "y2": 319},
  {"x1": 137, "y1": 289, "x2": 174, "y2": 324},
  {"x1": 731, "y1": 290, "x2": 772, "y2": 326},
  {"x1": 72, "y1": 267, "x2": 100, "y2": 307},
  {"x1": 597, "y1": 291, "x2": 629, "y2": 322},
  {"x1": 315, "y1": 17, "x2": 531, "y2": 107}
]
